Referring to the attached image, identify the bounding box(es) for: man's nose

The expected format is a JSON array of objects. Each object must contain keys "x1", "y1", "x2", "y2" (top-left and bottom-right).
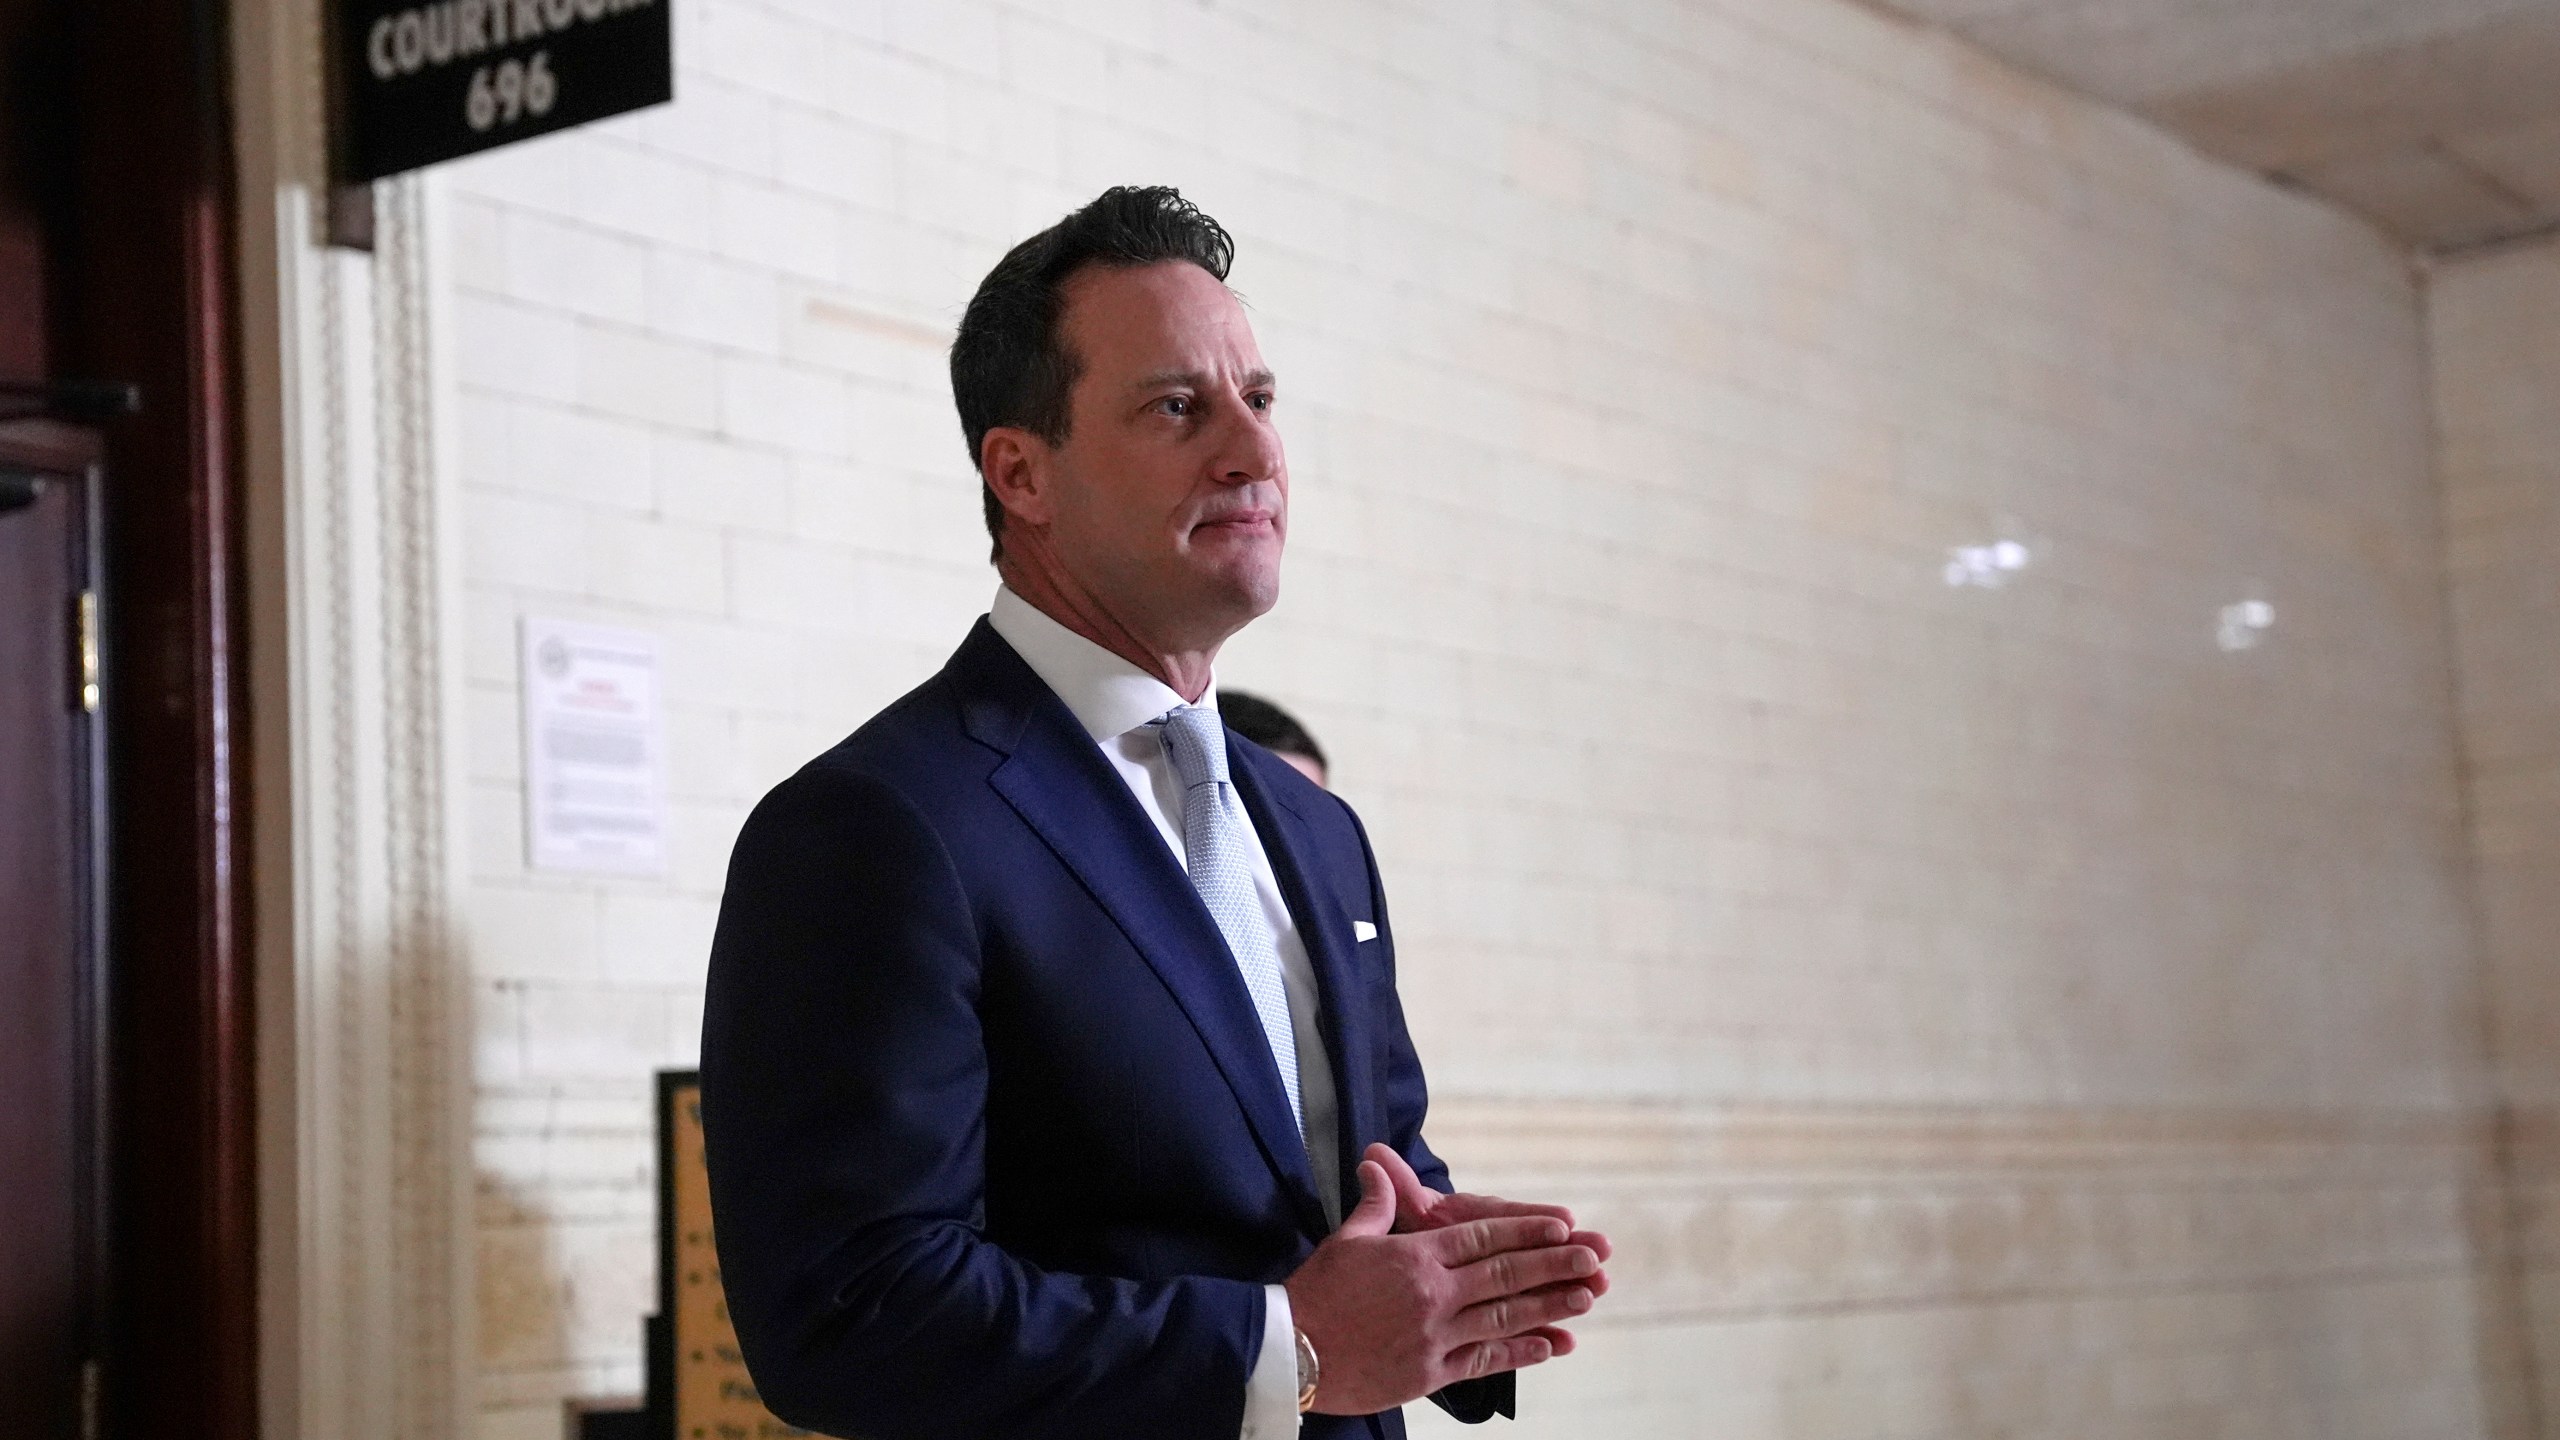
[{"x1": 1213, "y1": 406, "x2": 1285, "y2": 486}]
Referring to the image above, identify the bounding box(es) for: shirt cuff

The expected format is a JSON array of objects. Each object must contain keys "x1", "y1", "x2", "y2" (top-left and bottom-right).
[{"x1": 1241, "y1": 1283, "x2": 1300, "y2": 1439}]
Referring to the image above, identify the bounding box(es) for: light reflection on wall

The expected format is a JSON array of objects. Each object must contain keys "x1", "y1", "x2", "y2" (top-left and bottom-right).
[
  {"x1": 2217, "y1": 598, "x2": 2276, "y2": 652},
  {"x1": 1943, "y1": 538, "x2": 2032, "y2": 589}
]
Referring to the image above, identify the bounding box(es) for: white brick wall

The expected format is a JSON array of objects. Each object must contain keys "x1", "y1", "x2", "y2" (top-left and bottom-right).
[{"x1": 443, "y1": 0, "x2": 2492, "y2": 1431}]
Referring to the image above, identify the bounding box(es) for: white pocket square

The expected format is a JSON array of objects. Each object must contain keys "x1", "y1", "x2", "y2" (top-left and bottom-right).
[{"x1": 1352, "y1": 921, "x2": 1378, "y2": 942}]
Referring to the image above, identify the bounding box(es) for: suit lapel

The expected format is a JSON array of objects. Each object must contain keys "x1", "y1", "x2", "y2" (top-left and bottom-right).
[
  {"x1": 1230, "y1": 753, "x2": 1380, "y2": 1227},
  {"x1": 953, "y1": 624, "x2": 1329, "y2": 1236}
]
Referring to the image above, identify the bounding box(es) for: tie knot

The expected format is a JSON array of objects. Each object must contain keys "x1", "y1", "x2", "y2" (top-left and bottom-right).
[{"x1": 1157, "y1": 705, "x2": 1229, "y2": 790}]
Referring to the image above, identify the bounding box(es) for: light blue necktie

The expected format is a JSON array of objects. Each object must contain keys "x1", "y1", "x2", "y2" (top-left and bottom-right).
[{"x1": 1158, "y1": 705, "x2": 1304, "y2": 1137}]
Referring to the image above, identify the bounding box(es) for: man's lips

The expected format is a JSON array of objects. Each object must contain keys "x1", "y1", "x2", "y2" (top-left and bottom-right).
[{"x1": 1191, "y1": 511, "x2": 1277, "y2": 534}]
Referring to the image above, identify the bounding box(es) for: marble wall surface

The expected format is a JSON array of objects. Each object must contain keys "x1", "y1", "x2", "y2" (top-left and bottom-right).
[{"x1": 436, "y1": 1, "x2": 2508, "y2": 1434}]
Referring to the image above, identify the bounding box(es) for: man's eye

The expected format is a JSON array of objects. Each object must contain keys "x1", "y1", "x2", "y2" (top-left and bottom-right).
[
  {"x1": 1158, "y1": 396, "x2": 1194, "y2": 417},
  {"x1": 1248, "y1": 392, "x2": 1274, "y2": 412}
]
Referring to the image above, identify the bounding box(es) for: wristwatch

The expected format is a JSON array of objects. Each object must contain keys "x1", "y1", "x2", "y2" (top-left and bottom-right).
[{"x1": 1293, "y1": 1326, "x2": 1320, "y2": 1414}]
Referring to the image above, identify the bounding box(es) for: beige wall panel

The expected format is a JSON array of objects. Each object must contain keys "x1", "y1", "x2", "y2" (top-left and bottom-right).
[{"x1": 2432, "y1": 237, "x2": 2560, "y2": 1437}]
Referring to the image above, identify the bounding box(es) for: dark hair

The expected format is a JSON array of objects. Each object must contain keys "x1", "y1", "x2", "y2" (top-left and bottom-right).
[
  {"x1": 950, "y1": 185, "x2": 1237, "y2": 561},
  {"x1": 1219, "y1": 691, "x2": 1327, "y2": 773}
]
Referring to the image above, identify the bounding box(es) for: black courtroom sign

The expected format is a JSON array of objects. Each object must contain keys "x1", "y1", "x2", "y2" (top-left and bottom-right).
[{"x1": 338, "y1": 0, "x2": 672, "y2": 182}]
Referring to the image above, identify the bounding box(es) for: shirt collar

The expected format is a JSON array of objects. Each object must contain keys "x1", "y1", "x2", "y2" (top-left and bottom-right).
[{"x1": 987, "y1": 585, "x2": 1214, "y2": 743}]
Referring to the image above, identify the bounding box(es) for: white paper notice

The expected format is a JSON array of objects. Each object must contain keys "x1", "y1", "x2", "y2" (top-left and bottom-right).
[{"x1": 521, "y1": 616, "x2": 668, "y2": 875}]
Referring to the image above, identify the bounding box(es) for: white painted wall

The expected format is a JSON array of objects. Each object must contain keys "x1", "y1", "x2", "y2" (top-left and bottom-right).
[{"x1": 444, "y1": 1, "x2": 2497, "y2": 1434}]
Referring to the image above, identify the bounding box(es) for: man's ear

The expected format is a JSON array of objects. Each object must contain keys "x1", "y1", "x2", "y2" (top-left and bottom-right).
[{"x1": 979, "y1": 427, "x2": 1055, "y2": 531}]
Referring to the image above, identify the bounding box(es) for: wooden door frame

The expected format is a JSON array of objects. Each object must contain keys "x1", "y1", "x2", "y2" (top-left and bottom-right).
[{"x1": 56, "y1": 1, "x2": 260, "y2": 1436}]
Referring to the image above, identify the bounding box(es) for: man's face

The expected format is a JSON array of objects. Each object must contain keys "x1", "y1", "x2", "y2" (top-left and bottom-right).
[{"x1": 1036, "y1": 261, "x2": 1286, "y2": 648}]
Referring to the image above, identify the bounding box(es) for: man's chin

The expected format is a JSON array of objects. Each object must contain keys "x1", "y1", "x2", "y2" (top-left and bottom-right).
[
  {"x1": 1225, "y1": 557, "x2": 1283, "y2": 617},
  {"x1": 1180, "y1": 559, "x2": 1281, "y2": 632}
]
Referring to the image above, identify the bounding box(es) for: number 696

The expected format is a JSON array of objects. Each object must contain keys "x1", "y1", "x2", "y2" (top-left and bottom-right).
[{"x1": 466, "y1": 51, "x2": 557, "y2": 132}]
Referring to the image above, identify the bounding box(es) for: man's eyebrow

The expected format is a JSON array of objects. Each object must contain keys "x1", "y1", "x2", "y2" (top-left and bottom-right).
[{"x1": 1127, "y1": 368, "x2": 1279, "y2": 393}]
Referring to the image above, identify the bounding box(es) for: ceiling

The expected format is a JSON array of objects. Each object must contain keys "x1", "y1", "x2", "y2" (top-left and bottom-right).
[{"x1": 1864, "y1": 0, "x2": 2560, "y2": 253}]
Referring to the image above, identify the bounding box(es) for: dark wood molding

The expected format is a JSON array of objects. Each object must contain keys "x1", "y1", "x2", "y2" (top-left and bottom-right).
[{"x1": 58, "y1": 0, "x2": 259, "y2": 1436}]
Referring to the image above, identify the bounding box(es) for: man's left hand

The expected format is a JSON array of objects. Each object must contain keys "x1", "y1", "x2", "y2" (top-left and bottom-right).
[{"x1": 1361, "y1": 1143, "x2": 1613, "y2": 1355}]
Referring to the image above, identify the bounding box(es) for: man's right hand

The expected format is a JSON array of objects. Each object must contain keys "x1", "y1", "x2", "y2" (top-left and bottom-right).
[{"x1": 1283, "y1": 1158, "x2": 1602, "y2": 1415}]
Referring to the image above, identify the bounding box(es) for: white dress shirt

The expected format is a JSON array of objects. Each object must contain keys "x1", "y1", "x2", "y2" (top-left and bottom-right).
[{"x1": 987, "y1": 587, "x2": 1337, "y2": 1438}]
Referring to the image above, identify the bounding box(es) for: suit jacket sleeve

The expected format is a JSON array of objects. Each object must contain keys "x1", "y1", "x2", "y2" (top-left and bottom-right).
[
  {"x1": 699, "y1": 762, "x2": 1267, "y2": 1440},
  {"x1": 1344, "y1": 798, "x2": 1518, "y2": 1426}
]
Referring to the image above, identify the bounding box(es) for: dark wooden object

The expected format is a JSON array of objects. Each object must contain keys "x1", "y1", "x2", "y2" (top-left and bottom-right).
[{"x1": 48, "y1": 1, "x2": 258, "y2": 1436}]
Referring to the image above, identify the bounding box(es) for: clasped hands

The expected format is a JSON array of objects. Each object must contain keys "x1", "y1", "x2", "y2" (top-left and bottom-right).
[{"x1": 1283, "y1": 1143, "x2": 1612, "y2": 1415}]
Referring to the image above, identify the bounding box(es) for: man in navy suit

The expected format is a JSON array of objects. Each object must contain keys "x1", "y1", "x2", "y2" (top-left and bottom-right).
[{"x1": 701, "y1": 186, "x2": 1609, "y2": 1440}]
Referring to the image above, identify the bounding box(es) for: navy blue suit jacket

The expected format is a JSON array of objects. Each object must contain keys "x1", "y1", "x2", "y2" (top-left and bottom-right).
[{"x1": 701, "y1": 620, "x2": 1512, "y2": 1439}]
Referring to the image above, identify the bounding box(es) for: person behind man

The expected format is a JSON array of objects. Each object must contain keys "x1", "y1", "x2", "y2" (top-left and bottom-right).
[
  {"x1": 699, "y1": 186, "x2": 1609, "y2": 1440},
  {"x1": 1216, "y1": 690, "x2": 1328, "y2": 788}
]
